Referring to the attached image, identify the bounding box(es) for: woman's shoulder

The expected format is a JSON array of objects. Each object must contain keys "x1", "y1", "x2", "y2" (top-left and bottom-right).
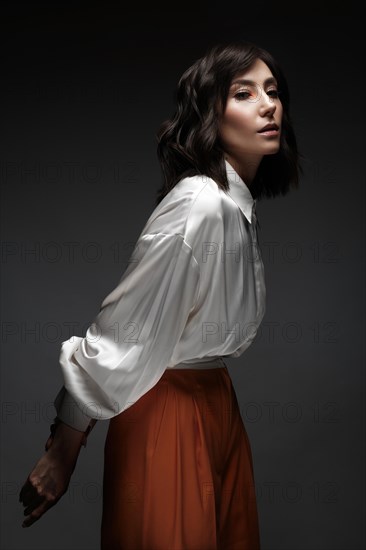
[
  {"x1": 141, "y1": 175, "x2": 220, "y2": 237},
  {"x1": 172, "y1": 174, "x2": 218, "y2": 204},
  {"x1": 172, "y1": 175, "x2": 228, "y2": 235}
]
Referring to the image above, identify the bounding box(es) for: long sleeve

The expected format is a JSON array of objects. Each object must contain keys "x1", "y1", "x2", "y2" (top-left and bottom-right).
[{"x1": 54, "y1": 232, "x2": 200, "y2": 430}]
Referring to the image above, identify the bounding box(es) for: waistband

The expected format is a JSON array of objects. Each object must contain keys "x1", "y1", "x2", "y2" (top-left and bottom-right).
[{"x1": 166, "y1": 357, "x2": 227, "y2": 370}]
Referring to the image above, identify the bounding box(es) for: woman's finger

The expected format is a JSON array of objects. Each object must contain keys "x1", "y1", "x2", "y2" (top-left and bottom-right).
[
  {"x1": 21, "y1": 487, "x2": 41, "y2": 508},
  {"x1": 22, "y1": 494, "x2": 57, "y2": 528},
  {"x1": 19, "y1": 481, "x2": 36, "y2": 505},
  {"x1": 19, "y1": 478, "x2": 33, "y2": 502},
  {"x1": 23, "y1": 493, "x2": 45, "y2": 516}
]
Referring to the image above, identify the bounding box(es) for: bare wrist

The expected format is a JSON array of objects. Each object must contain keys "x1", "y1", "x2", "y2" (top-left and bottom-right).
[{"x1": 48, "y1": 420, "x2": 86, "y2": 455}]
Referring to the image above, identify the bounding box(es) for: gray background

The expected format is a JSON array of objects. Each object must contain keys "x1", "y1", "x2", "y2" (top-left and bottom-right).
[{"x1": 1, "y1": 4, "x2": 364, "y2": 550}]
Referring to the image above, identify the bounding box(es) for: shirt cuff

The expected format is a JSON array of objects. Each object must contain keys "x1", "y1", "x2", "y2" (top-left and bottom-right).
[{"x1": 53, "y1": 385, "x2": 95, "y2": 432}]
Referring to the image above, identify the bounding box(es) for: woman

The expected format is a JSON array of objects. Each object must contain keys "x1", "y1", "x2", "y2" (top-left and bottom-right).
[{"x1": 19, "y1": 40, "x2": 302, "y2": 549}]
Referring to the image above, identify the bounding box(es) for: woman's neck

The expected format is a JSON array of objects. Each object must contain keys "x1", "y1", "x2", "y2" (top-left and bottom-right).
[{"x1": 224, "y1": 154, "x2": 262, "y2": 186}]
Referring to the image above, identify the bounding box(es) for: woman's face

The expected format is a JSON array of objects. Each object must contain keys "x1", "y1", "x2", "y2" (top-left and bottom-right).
[{"x1": 217, "y1": 58, "x2": 283, "y2": 176}]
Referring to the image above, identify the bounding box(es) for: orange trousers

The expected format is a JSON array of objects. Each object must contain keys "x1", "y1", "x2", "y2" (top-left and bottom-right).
[{"x1": 100, "y1": 366, "x2": 261, "y2": 549}]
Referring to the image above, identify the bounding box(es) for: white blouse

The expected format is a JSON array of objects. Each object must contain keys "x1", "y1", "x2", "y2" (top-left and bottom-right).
[{"x1": 53, "y1": 159, "x2": 266, "y2": 431}]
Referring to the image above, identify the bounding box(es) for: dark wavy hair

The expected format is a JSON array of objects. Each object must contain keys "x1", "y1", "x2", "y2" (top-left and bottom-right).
[{"x1": 155, "y1": 39, "x2": 304, "y2": 206}]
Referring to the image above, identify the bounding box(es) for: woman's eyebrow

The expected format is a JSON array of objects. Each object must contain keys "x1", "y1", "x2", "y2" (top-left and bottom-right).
[{"x1": 230, "y1": 76, "x2": 278, "y2": 88}]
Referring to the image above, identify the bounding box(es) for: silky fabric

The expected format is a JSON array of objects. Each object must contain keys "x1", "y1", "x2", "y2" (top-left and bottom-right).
[
  {"x1": 53, "y1": 159, "x2": 266, "y2": 433},
  {"x1": 101, "y1": 364, "x2": 260, "y2": 550}
]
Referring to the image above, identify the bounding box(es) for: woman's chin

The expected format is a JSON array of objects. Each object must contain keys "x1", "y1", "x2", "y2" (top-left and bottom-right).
[{"x1": 262, "y1": 146, "x2": 280, "y2": 156}]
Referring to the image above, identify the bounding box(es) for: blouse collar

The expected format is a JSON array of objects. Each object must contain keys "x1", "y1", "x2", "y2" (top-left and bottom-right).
[{"x1": 224, "y1": 159, "x2": 256, "y2": 225}]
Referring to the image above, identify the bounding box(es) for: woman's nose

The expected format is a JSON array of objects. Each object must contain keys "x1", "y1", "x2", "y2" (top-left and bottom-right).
[{"x1": 260, "y1": 94, "x2": 276, "y2": 115}]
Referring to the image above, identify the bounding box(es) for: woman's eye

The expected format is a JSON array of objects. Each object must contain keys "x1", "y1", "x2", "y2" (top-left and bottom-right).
[
  {"x1": 234, "y1": 89, "x2": 281, "y2": 101},
  {"x1": 234, "y1": 91, "x2": 251, "y2": 100}
]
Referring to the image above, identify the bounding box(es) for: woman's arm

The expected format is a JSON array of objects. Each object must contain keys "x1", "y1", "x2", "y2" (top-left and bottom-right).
[
  {"x1": 45, "y1": 418, "x2": 97, "y2": 457},
  {"x1": 19, "y1": 418, "x2": 97, "y2": 529}
]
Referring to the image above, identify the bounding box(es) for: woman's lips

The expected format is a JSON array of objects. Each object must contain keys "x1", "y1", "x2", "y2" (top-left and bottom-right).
[{"x1": 258, "y1": 129, "x2": 279, "y2": 136}]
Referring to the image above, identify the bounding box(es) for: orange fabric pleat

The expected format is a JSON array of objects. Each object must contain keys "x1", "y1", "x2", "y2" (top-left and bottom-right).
[{"x1": 100, "y1": 366, "x2": 261, "y2": 550}]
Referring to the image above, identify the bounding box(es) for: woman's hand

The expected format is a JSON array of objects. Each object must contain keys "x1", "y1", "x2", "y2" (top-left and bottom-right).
[{"x1": 19, "y1": 421, "x2": 87, "y2": 528}]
